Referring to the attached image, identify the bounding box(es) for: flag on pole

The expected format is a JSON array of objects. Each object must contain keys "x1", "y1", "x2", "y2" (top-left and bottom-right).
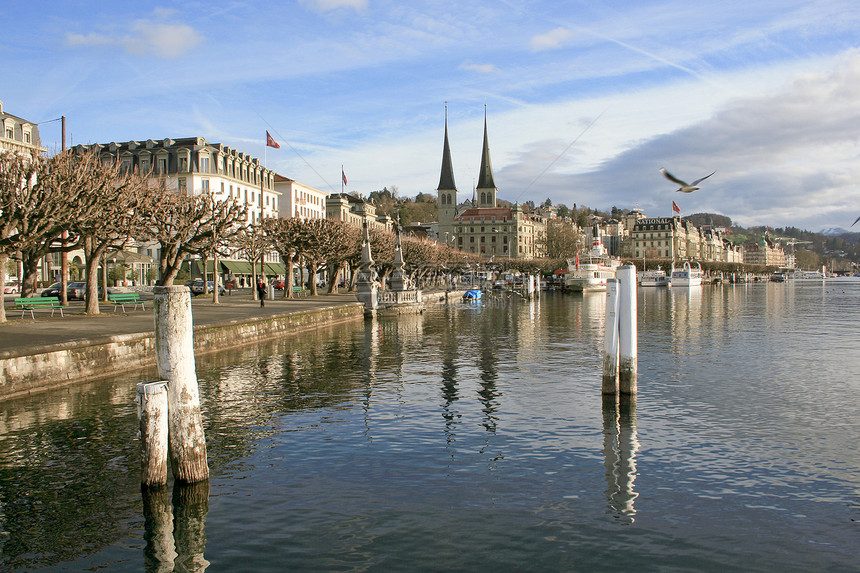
[
  {"x1": 672, "y1": 200, "x2": 681, "y2": 214},
  {"x1": 266, "y1": 131, "x2": 280, "y2": 148},
  {"x1": 342, "y1": 169, "x2": 348, "y2": 186}
]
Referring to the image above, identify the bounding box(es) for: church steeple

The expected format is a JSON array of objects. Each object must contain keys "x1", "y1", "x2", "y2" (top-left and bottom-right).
[
  {"x1": 437, "y1": 106, "x2": 457, "y2": 192},
  {"x1": 476, "y1": 105, "x2": 497, "y2": 207},
  {"x1": 436, "y1": 103, "x2": 458, "y2": 242}
]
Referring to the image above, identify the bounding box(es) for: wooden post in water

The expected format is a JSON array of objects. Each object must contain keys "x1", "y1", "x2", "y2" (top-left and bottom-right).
[
  {"x1": 602, "y1": 278, "x2": 620, "y2": 394},
  {"x1": 617, "y1": 265, "x2": 638, "y2": 395},
  {"x1": 137, "y1": 381, "x2": 169, "y2": 487},
  {"x1": 154, "y1": 285, "x2": 209, "y2": 483}
]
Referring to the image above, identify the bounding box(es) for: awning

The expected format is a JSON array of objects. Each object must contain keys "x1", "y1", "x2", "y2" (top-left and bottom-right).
[
  {"x1": 264, "y1": 263, "x2": 286, "y2": 276},
  {"x1": 220, "y1": 260, "x2": 254, "y2": 275}
]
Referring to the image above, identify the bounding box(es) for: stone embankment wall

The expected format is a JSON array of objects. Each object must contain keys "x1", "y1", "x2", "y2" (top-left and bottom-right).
[{"x1": 0, "y1": 304, "x2": 363, "y2": 401}]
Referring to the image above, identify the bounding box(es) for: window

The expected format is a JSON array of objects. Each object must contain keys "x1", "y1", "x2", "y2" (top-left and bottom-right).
[
  {"x1": 221, "y1": 182, "x2": 225, "y2": 195},
  {"x1": 179, "y1": 156, "x2": 188, "y2": 172},
  {"x1": 178, "y1": 178, "x2": 187, "y2": 192},
  {"x1": 140, "y1": 159, "x2": 150, "y2": 173},
  {"x1": 200, "y1": 156, "x2": 210, "y2": 172},
  {"x1": 24, "y1": 132, "x2": 31, "y2": 143},
  {"x1": 5, "y1": 128, "x2": 12, "y2": 139},
  {"x1": 158, "y1": 158, "x2": 167, "y2": 174},
  {"x1": 201, "y1": 179, "x2": 210, "y2": 193}
]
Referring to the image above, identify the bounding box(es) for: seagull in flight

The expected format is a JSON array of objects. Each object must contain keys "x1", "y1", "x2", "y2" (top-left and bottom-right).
[
  {"x1": 852, "y1": 215, "x2": 860, "y2": 227},
  {"x1": 660, "y1": 168, "x2": 715, "y2": 193}
]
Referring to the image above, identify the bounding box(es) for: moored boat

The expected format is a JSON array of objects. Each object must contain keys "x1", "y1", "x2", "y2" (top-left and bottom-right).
[
  {"x1": 641, "y1": 268, "x2": 670, "y2": 287},
  {"x1": 565, "y1": 232, "x2": 620, "y2": 292},
  {"x1": 670, "y1": 261, "x2": 703, "y2": 287},
  {"x1": 463, "y1": 289, "x2": 482, "y2": 301}
]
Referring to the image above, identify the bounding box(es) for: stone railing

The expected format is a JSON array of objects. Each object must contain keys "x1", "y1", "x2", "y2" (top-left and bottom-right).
[{"x1": 378, "y1": 290, "x2": 420, "y2": 305}]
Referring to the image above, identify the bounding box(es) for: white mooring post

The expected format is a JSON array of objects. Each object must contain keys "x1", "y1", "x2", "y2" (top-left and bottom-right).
[
  {"x1": 602, "y1": 278, "x2": 620, "y2": 394},
  {"x1": 137, "y1": 381, "x2": 169, "y2": 487},
  {"x1": 617, "y1": 265, "x2": 638, "y2": 395},
  {"x1": 154, "y1": 285, "x2": 209, "y2": 483}
]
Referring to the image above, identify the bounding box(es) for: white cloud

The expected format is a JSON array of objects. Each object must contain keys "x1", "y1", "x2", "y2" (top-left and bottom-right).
[
  {"x1": 529, "y1": 27, "x2": 572, "y2": 51},
  {"x1": 300, "y1": 0, "x2": 368, "y2": 13},
  {"x1": 459, "y1": 61, "x2": 497, "y2": 73},
  {"x1": 65, "y1": 15, "x2": 203, "y2": 59}
]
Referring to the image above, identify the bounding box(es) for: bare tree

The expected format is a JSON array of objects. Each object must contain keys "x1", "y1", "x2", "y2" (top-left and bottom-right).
[
  {"x1": 0, "y1": 150, "x2": 44, "y2": 321},
  {"x1": 261, "y1": 217, "x2": 303, "y2": 298},
  {"x1": 236, "y1": 223, "x2": 269, "y2": 299},
  {"x1": 141, "y1": 182, "x2": 247, "y2": 285}
]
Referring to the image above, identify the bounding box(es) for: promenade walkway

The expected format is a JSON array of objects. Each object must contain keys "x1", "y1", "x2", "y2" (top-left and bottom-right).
[{"x1": 0, "y1": 289, "x2": 360, "y2": 358}]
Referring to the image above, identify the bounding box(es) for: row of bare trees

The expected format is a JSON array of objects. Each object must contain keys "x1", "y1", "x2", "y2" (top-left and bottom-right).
[
  {"x1": 1, "y1": 148, "x2": 247, "y2": 322},
  {"x1": 2, "y1": 147, "x2": 554, "y2": 323}
]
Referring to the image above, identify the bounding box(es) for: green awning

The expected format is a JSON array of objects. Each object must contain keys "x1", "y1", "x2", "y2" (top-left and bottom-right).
[
  {"x1": 220, "y1": 260, "x2": 254, "y2": 275},
  {"x1": 264, "y1": 263, "x2": 286, "y2": 276},
  {"x1": 193, "y1": 260, "x2": 218, "y2": 274}
]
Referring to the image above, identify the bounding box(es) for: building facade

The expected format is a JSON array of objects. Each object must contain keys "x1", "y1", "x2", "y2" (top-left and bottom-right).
[
  {"x1": 326, "y1": 193, "x2": 395, "y2": 230},
  {"x1": 0, "y1": 99, "x2": 45, "y2": 156},
  {"x1": 276, "y1": 176, "x2": 327, "y2": 220},
  {"x1": 435, "y1": 111, "x2": 545, "y2": 259}
]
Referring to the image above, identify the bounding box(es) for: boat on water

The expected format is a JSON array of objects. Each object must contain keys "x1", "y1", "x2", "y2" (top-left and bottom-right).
[
  {"x1": 564, "y1": 232, "x2": 621, "y2": 292},
  {"x1": 641, "y1": 268, "x2": 670, "y2": 287},
  {"x1": 671, "y1": 261, "x2": 703, "y2": 287},
  {"x1": 462, "y1": 289, "x2": 482, "y2": 301}
]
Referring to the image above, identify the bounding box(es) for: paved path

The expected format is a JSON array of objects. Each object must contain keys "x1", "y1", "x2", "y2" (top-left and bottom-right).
[{"x1": 0, "y1": 290, "x2": 361, "y2": 357}]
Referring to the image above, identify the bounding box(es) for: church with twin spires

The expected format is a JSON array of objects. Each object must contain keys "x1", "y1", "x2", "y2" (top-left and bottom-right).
[{"x1": 436, "y1": 108, "x2": 544, "y2": 259}]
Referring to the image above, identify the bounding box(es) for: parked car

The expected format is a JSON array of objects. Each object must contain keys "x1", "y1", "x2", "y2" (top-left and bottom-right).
[
  {"x1": 187, "y1": 279, "x2": 226, "y2": 296},
  {"x1": 4, "y1": 282, "x2": 19, "y2": 294},
  {"x1": 271, "y1": 279, "x2": 286, "y2": 290},
  {"x1": 40, "y1": 281, "x2": 102, "y2": 300}
]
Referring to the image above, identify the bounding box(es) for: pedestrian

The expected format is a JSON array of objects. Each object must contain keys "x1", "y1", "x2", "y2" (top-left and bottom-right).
[{"x1": 257, "y1": 278, "x2": 266, "y2": 307}]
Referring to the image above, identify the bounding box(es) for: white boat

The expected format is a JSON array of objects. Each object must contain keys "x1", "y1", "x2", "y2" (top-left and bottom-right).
[
  {"x1": 640, "y1": 268, "x2": 670, "y2": 287},
  {"x1": 670, "y1": 261, "x2": 703, "y2": 287},
  {"x1": 565, "y1": 234, "x2": 620, "y2": 292}
]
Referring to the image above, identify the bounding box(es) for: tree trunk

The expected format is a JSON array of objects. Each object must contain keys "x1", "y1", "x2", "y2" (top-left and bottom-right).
[
  {"x1": 84, "y1": 247, "x2": 102, "y2": 314},
  {"x1": 0, "y1": 253, "x2": 8, "y2": 323},
  {"x1": 21, "y1": 255, "x2": 40, "y2": 298},
  {"x1": 285, "y1": 255, "x2": 295, "y2": 299},
  {"x1": 212, "y1": 251, "x2": 219, "y2": 304}
]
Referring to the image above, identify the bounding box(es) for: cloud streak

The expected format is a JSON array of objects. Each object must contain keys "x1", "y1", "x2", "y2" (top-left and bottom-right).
[{"x1": 66, "y1": 15, "x2": 203, "y2": 59}]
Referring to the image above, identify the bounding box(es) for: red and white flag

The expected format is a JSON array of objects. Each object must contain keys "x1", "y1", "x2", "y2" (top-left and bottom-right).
[
  {"x1": 266, "y1": 131, "x2": 280, "y2": 148},
  {"x1": 342, "y1": 169, "x2": 348, "y2": 186},
  {"x1": 672, "y1": 200, "x2": 681, "y2": 214}
]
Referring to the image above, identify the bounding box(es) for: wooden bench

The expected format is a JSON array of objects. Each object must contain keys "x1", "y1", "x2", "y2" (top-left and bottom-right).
[
  {"x1": 109, "y1": 292, "x2": 145, "y2": 312},
  {"x1": 292, "y1": 286, "x2": 310, "y2": 298},
  {"x1": 14, "y1": 297, "x2": 67, "y2": 319}
]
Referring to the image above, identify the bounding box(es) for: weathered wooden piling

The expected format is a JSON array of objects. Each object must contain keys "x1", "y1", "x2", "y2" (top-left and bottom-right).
[
  {"x1": 137, "y1": 381, "x2": 169, "y2": 487},
  {"x1": 617, "y1": 265, "x2": 638, "y2": 395},
  {"x1": 154, "y1": 285, "x2": 209, "y2": 483},
  {"x1": 602, "y1": 278, "x2": 620, "y2": 394}
]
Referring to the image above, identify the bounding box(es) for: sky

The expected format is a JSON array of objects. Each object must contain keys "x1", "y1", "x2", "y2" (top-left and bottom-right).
[{"x1": 3, "y1": 0, "x2": 860, "y2": 232}]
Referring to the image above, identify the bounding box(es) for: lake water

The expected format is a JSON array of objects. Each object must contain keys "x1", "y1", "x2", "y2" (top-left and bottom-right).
[{"x1": 1, "y1": 279, "x2": 859, "y2": 572}]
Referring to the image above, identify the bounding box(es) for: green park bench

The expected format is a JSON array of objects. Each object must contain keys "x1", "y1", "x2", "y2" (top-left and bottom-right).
[
  {"x1": 292, "y1": 286, "x2": 310, "y2": 298},
  {"x1": 109, "y1": 292, "x2": 145, "y2": 312},
  {"x1": 14, "y1": 297, "x2": 67, "y2": 319}
]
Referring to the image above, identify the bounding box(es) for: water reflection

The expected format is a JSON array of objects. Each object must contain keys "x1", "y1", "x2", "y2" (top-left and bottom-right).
[
  {"x1": 142, "y1": 481, "x2": 210, "y2": 572},
  {"x1": 602, "y1": 395, "x2": 639, "y2": 523}
]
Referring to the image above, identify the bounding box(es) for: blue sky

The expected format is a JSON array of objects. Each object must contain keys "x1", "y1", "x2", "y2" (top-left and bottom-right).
[{"x1": 4, "y1": 0, "x2": 860, "y2": 232}]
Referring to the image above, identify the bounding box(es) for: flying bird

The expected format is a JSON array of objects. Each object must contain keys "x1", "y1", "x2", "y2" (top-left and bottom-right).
[
  {"x1": 852, "y1": 215, "x2": 860, "y2": 227},
  {"x1": 660, "y1": 168, "x2": 715, "y2": 193}
]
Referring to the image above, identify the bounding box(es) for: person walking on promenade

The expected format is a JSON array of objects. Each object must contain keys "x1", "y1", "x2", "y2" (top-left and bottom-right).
[{"x1": 257, "y1": 278, "x2": 266, "y2": 307}]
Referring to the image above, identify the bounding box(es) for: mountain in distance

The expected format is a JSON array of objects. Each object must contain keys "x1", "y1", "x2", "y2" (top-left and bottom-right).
[{"x1": 820, "y1": 227, "x2": 853, "y2": 236}]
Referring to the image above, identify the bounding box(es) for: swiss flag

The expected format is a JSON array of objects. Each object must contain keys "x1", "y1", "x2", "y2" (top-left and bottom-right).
[
  {"x1": 672, "y1": 200, "x2": 681, "y2": 214},
  {"x1": 266, "y1": 131, "x2": 280, "y2": 148}
]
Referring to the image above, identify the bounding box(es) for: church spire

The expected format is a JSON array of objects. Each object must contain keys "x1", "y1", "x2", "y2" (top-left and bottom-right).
[
  {"x1": 437, "y1": 104, "x2": 457, "y2": 191},
  {"x1": 476, "y1": 105, "x2": 497, "y2": 207}
]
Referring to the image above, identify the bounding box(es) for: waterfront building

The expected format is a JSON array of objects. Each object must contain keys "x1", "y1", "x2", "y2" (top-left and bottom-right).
[
  {"x1": 276, "y1": 176, "x2": 327, "y2": 220},
  {"x1": 629, "y1": 217, "x2": 701, "y2": 261},
  {"x1": 326, "y1": 193, "x2": 395, "y2": 231},
  {"x1": 0, "y1": 99, "x2": 45, "y2": 156},
  {"x1": 435, "y1": 110, "x2": 545, "y2": 259},
  {"x1": 86, "y1": 137, "x2": 284, "y2": 283},
  {"x1": 743, "y1": 235, "x2": 786, "y2": 267}
]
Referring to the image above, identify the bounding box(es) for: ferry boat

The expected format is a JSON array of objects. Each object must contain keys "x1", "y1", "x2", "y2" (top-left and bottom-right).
[
  {"x1": 565, "y1": 234, "x2": 621, "y2": 292},
  {"x1": 640, "y1": 268, "x2": 670, "y2": 287},
  {"x1": 670, "y1": 261, "x2": 703, "y2": 287}
]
